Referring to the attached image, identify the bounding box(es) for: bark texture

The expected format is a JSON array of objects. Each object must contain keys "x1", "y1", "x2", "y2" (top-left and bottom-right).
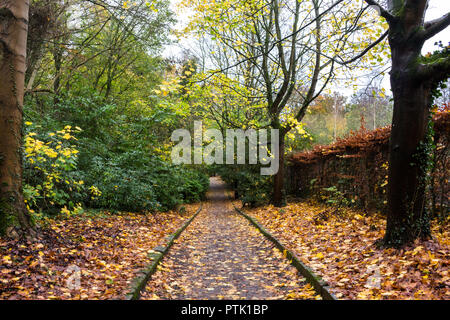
[
  {"x1": 381, "y1": 0, "x2": 450, "y2": 246},
  {"x1": 0, "y1": 0, "x2": 34, "y2": 237},
  {"x1": 272, "y1": 134, "x2": 285, "y2": 207}
]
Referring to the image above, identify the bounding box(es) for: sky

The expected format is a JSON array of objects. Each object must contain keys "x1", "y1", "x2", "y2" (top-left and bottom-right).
[
  {"x1": 163, "y1": 0, "x2": 450, "y2": 96},
  {"x1": 423, "y1": 0, "x2": 450, "y2": 53}
]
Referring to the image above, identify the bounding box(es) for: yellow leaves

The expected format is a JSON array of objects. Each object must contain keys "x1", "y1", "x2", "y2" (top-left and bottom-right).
[
  {"x1": 46, "y1": 149, "x2": 58, "y2": 159},
  {"x1": 285, "y1": 283, "x2": 319, "y2": 300},
  {"x1": 354, "y1": 214, "x2": 364, "y2": 220},
  {"x1": 24, "y1": 125, "x2": 86, "y2": 215},
  {"x1": 315, "y1": 252, "x2": 324, "y2": 260},
  {"x1": 2, "y1": 255, "x2": 12, "y2": 264},
  {"x1": 60, "y1": 206, "x2": 71, "y2": 216},
  {"x1": 61, "y1": 133, "x2": 72, "y2": 140},
  {"x1": 246, "y1": 199, "x2": 449, "y2": 300},
  {"x1": 89, "y1": 186, "x2": 102, "y2": 200},
  {"x1": 412, "y1": 246, "x2": 424, "y2": 256},
  {"x1": 154, "y1": 78, "x2": 182, "y2": 97}
]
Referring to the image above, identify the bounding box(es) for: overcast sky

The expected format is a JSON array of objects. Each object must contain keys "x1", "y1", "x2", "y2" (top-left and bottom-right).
[{"x1": 423, "y1": 0, "x2": 450, "y2": 52}]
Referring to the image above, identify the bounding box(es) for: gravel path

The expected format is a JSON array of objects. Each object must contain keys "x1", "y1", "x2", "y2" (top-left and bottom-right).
[{"x1": 140, "y1": 177, "x2": 318, "y2": 300}]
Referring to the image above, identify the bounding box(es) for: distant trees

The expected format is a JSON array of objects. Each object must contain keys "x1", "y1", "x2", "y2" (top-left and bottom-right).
[
  {"x1": 183, "y1": 0, "x2": 389, "y2": 206},
  {"x1": 348, "y1": 87, "x2": 393, "y2": 131},
  {"x1": 303, "y1": 92, "x2": 348, "y2": 145},
  {"x1": 297, "y1": 88, "x2": 392, "y2": 147}
]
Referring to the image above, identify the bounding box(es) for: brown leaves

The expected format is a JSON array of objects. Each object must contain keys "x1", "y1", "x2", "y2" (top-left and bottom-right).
[
  {"x1": 0, "y1": 204, "x2": 199, "y2": 300},
  {"x1": 141, "y1": 179, "x2": 319, "y2": 300},
  {"x1": 290, "y1": 110, "x2": 449, "y2": 165},
  {"x1": 244, "y1": 201, "x2": 449, "y2": 300}
]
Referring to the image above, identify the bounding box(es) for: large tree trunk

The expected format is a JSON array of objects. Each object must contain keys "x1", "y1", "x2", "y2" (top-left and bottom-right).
[
  {"x1": 380, "y1": 0, "x2": 450, "y2": 246},
  {"x1": 0, "y1": 0, "x2": 34, "y2": 237},
  {"x1": 384, "y1": 73, "x2": 432, "y2": 246}
]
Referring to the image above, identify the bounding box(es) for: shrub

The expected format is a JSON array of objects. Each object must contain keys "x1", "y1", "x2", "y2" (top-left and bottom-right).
[
  {"x1": 217, "y1": 165, "x2": 271, "y2": 207},
  {"x1": 22, "y1": 123, "x2": 89, "y2": 215},
  {"x1": 83, "y1": 153, "x2": 209, "y2": 212}
]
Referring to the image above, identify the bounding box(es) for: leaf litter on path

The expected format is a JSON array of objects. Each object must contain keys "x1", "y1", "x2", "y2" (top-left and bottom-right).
[{"x1": 141, "y1": 178, "x2": 319, "y2": 300}]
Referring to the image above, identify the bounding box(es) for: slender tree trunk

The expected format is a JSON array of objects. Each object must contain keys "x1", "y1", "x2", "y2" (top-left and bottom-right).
[
  {"x1": 373, "y1": 102, "x2": 376, "y2": 130},
  {"x1": 334, "y1": 102, "x2": 337, "y2": 141},
  {"x1": 272, "y1": 133, "x2": 285, "y2": 207},
  {"x1": 0, "y1": 0, "x2": 34, "y2": 237},
  {"x1": 53, "y1": 45, "x2": 62, "y2": 105}
]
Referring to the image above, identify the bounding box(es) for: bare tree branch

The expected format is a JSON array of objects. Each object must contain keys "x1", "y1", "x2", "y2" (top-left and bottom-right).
[
  {"x1": 338, "y1": 29, "x2": 389, "y2": 65},
  {"x1": 420, "y1": 12, "x2": 450, "y2": 41},
  {"x1": 363, "y1": 0, "x2": 397, "y2": 23}
]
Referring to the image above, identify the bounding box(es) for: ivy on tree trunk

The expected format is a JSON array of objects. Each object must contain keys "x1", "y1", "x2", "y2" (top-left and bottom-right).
[
  {"x1": 365, "y1": 0, "x2": 450, "y2": 246},
  {"x1": 0, "y1": 0, "x2": 34, "y2": 238}
]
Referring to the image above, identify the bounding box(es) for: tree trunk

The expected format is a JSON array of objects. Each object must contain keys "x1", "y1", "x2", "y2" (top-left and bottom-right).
[
  {"x1": 384, "y1": 74, "x2": 432, "y2": 246},
  {"x1": 272, "y1": 134, "x2": 285, "y2": 207},
  {"x1": 0, "y1": 0, "x2": 34, "y2": 237},
  {"x1": 53, "y1": 44, "x2": 62, "y2": 105},
  {"x1": 374, "y1": 0, "x2": 450, "y2": 247}
]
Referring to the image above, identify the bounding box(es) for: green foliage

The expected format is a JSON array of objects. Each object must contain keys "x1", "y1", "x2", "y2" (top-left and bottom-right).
[
  {"x1": 321, "y1": 186, "x2": 350, "y2": 216},
  {"x1": 22, "y1": 122, "x2": 87, "y2": 216},
  {"x1": 22, "y1": 117, "x2": 210, "y2": 215},
  {"x1": 178, "y1": 169, "x2": 210, "y2": 203},
  {"x1": 84, "y1": 153, "x2": 208, "y2": 212},
  {"x1": 218, "y1": 165, "x2": 271, "y2": 207},
  {"x1": 23, "y1": 82, "x2": 209, "y2": 215}
]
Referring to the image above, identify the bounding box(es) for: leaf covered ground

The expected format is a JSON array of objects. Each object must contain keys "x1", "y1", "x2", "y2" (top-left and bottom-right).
[
  {"x1": 141, "y1": 178, "x2": 319, "y2": 300},
  {"x1": 240, "y1": 201, "x2": 449, "y2": 300},
  {"x1": 0, "y1": 204, "x2": 199, "y2": 300}
]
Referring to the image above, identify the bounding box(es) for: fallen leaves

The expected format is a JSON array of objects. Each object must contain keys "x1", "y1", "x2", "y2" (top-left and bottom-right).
[
  {"x1": 0, "y1": 204, "x2": 199, "y2": 300},
  {"x1": 242, "y1": 201, "x2": 449, "y2": 300},
  {"x1": 141, "y1": 178, "x2": 319, "y2": 300}
]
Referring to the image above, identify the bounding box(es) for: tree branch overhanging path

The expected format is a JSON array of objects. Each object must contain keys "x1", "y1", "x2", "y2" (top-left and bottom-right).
[
  {"x1": 183, "y1": 0, "x2": 450, "y2": 247},
  {"x1": 0, "y1": 0, "x2": 449, "y2": 302}
]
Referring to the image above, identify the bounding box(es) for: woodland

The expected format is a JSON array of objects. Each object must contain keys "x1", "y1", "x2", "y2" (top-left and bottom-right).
[{"x1": 0, "y1": 0, "x2": 449, "y2": 300}]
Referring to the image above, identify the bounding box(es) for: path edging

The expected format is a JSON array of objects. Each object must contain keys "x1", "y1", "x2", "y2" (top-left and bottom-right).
[
  {"x1": 233, "y1": 205, "x2": 337, "y2": 300},
  {"x1": 125, "y1": 204, "x2": 203, "y2": 300}
]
